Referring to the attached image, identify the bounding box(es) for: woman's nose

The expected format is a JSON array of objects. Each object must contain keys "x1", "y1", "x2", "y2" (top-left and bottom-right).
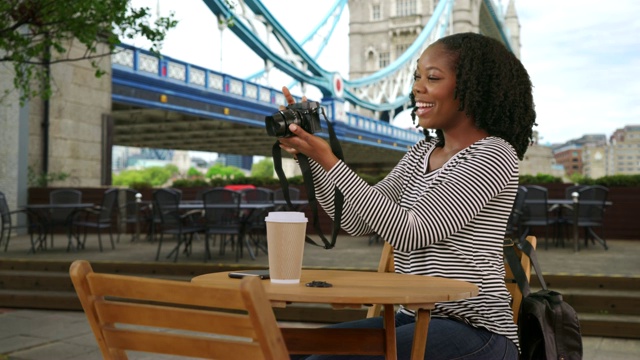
[{"x1": 413, "y1": 83, "x2": 423, "y2": 94}]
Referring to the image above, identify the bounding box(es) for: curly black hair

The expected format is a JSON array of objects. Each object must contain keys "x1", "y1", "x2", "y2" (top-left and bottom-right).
[{"x1": 410, "y1": 32, "x2": 536, "y2": 160}]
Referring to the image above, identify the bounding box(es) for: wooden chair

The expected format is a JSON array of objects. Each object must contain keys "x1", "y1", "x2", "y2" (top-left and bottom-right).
[
  {"x1": 366, "y1": 241, "x2": 395, "y2": 318},
  {"x1": 366, "y1": 236, "x2": 537, "y2": 324},
  {"x1": 504, "y1": 236, "x2": 537, "y2": 323},
  {"x1": 70, "y1": 260, "x2": 289, "y2": 360}
]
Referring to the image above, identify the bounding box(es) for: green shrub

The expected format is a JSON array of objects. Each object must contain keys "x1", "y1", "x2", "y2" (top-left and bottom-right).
[
  {"x1": 286, "y1": 176, "x2": 305, "y2": 185},
  {"x1": 209, "y1": 177, "x2": 227, "y2": 187},
  {"x1": 519, "y1": 174, "x2": 563, "y2": 184},
  {"x1": 593, "y1": 174, "x2": 640, "y2": 187},
  {"x1": 172, "y1": 178, "x2": 209, "y2": 187},
  {"x1": 128, "y1": 181, "x2": 152, "y2": 189},
  {"x1": 186, "y1": 167, "x2": 203, "y2": 177}
]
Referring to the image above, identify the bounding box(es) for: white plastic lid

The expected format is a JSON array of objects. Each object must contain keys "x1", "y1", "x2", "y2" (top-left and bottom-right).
[{"x1": 264, "y1": 211, "x2": 308, "y2": 223}]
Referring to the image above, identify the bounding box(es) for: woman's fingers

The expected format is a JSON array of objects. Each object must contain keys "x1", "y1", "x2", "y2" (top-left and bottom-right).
[
  {"x1": 282, "y1": 86, "x2": 308, "y2": 105},
  {"x1": 283, "y1": 86, "x2": 296, "y2": 105}
]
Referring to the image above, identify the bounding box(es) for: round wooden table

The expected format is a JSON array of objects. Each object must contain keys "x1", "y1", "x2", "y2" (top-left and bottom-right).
[{"x1": 193, "y1": 269, "x2": 478, "y2": 360}]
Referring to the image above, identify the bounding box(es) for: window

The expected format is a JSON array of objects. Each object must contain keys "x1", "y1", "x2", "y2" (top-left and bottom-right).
[
  {"x1": 396, "y1": 0, "x2": 416, "y2": 16},
  {"x1": 379, "y1": 52, "x2": 390, "y2": 68},
  {"x1": 372, "y1": 4, "x2": 381, "y2": 20},
  {"x1": 396, "y1": 43, "x2": 409, "y2": 58}
]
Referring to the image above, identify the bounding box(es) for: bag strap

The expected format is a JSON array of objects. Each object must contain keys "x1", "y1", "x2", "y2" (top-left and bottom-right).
[
  {"x1": 504, "y1": 238, "x2": 549, "y2": 298},
  {"x1": 517, "y1": 239, "x2": 548, "y2": 291},
  {"x1": 272, "y1": 107, "x2": 344, "y2": 249},
  {"x1": 504, "y1": 239, "x2": 532, "y2": 297}
]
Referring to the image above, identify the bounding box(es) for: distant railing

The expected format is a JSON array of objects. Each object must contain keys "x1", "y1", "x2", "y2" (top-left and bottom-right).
[
  {"x1": 112, "y1": 44, "x2": 423, "y2": 146},
  {"x1": 345, "y1": 113, "x2": 423, "y2": 143},
  {"x1": 112, "y1": 43, "x2": 286, "y2": 106}
]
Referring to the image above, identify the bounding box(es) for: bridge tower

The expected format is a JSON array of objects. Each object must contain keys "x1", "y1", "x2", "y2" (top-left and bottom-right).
[{"x1": 349, "y1": 0, "x2": 522, "y2": 87}]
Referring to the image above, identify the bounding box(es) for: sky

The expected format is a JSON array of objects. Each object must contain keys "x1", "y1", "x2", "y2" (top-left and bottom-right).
[{"x1": 128, "y1": 0, "x2": 640, "y2": 147}]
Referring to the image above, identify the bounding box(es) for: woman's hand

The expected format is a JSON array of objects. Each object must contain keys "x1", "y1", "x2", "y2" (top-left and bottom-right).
[{"x1": 278, "y1": 86, "x2": 339, "y2": 171}]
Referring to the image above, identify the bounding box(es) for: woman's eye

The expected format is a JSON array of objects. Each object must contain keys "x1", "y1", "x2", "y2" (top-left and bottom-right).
[
  {"x1": 427, "y1": 76, "x2": 439, "y2": 81},
  {"x1": 412, "y1": 74, "x2": 421, "y2": 81}
]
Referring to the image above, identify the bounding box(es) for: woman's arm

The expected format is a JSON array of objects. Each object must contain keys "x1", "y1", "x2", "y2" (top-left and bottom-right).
[
  {"x1": 307, "y1": 145, "x2": 419, "y2": 236},
  {"x1": 325, "y1": 138, "x2": 517, "y2": 252}
]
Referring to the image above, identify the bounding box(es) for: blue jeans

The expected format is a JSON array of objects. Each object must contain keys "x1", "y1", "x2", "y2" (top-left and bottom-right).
[{"x1": 291, "y1": 312, "x2": 518, "y2": 360}]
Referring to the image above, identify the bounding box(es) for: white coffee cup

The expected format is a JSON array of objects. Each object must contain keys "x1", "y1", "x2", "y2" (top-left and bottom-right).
[{"x1": 265, "y1": 212, "x2": 308, "y2": 284}]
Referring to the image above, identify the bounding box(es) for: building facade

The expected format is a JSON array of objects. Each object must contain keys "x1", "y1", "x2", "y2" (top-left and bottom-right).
[
  {"x1": 519, "y1": 131, "x2": 565, "y2": 178},
  {"x1": 607, "y1": 125, "x2": 640, "y2": 175},
  {"x1": 349, "y1": 0, "x2": 521, "y2": 82},
  {"x1": 553, "y1": 145, "x2": 583, "y2": 178}
]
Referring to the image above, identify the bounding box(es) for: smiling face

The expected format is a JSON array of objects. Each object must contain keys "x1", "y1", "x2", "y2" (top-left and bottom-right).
[{"x1": 412, "y1": 43, "x2": 467, "y2": 131}]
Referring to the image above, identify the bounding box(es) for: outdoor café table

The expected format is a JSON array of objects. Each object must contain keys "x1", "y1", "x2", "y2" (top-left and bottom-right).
[
  {"x1": 274, "y1": 199, "x2": 309, "y2": 211},
  {"x1": 192, "y1": 269, "x2": 479, "y2": 360},
  {"x1": 24, "y1": 203, "x2": 95, "y2": 252},
  {"x1": 525, "y1": 198, "x2": 612, "y2": 252},
  {"x1": 178, "y1": 201, "x2": 276, "y2": 259}
]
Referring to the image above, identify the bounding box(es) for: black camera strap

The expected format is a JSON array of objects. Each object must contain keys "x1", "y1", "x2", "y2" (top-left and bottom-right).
[{"x1": 271, "y1": 107, "x2": 344, "y2": 249}]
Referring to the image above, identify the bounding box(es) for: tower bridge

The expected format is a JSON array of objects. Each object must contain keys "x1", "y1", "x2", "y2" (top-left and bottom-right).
[{"x1": 1, "y1": 0, "x2": 520, "y2": 210}]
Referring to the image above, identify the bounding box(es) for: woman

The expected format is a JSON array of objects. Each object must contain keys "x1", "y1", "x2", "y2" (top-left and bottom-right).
[{"x1": 278, "y1": 32, "x2": 536, "y2": 359}]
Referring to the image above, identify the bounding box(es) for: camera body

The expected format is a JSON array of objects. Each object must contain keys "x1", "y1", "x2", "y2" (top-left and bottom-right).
[{"x1": 265, "y1": 101, "x2": 323, "y2": 138}]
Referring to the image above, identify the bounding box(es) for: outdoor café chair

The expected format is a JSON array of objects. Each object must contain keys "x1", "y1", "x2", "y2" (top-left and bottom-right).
[
  {"x1": 505, "y1": 185, "x2": 528, "y2": 239},
  {"x1": 564, "y1": 185, "x2": 609, "y2": 250},
  {"x1": 153, "y1": 188, "x2": 205, "y2": 262},
  {"x1": 119, "y1": 189, "x2": 142, "y2": 242},
  {"x1": 48, "y1": 188, "x2": 82, "y2": 248},
  {"x1": 70, "y1": 260, "x2": 290, "y2": 360},
  {"x1": 0, "y1": 191, "x2": 44, "y2": 252},
  {"x1": 69, "y1": 188, "x2": 119, "y2": 252},
  {"x1": 241, "y1": 187, "x2": 274, "y2": 256},
  {"x1": 520, "y1": 185, "x2": 558, "y2": 250},
  {"x1": 201, "y1": 188, "x2": 243, "y2": 262}
]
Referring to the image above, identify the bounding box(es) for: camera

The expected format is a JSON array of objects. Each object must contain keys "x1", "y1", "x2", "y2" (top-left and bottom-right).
[{"x1": 265, "y1": 101, "x2": 323, "y2": 138}]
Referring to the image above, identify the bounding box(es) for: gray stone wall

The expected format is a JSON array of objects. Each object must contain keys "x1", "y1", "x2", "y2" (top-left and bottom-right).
[
  {"x1": 0, "y1": 63, "x2": 22, "y2": 210},
  {"x1": 1, "y1": 40, "x2": 111, "y2": 221},
  {"x1": 33, "y1": 41, "x2": 111, "y2": 187}
]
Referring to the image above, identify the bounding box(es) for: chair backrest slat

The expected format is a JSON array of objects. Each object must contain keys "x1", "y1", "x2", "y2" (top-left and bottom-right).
[
  {"x1": 95, "y1": 301, "x2": 255, "y2": 337},
  {"x1": 70, "y1": 260, "x2": 289, "y2": 360},
  {"x1": 101, "y1": 327, "x2": 265, "y2": 359}
]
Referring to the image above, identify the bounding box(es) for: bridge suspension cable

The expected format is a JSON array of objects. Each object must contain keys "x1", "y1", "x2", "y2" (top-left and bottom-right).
[{"x1": 203, "y1": 0, "x2": 507, "y2": 113}]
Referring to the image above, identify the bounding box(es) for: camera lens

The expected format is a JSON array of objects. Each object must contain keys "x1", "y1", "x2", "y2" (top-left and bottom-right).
[
  {"x1": 265, "y1": 113, "x2": 284, "y2": 137},
  {"x1": 265, "y1": 110, "x2": 298, "y2": 138}
]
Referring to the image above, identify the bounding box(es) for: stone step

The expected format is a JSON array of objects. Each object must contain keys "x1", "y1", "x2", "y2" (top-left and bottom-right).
[
  {"x1": 1, "y1": 260, "x2": 639, "y2": 339},
  {"x1": 579, "y1": 313, "x2": 640, "y2": 339},
  {"x1": 0, "y1": 270, "x2": 75, "y2": 292},
  {"x1": 0, "y1": 289, "x2": 80, "y2": 311},
  {"x1": 526, "y1": 287, "x2": 640, "y2": 316},
  {"x1": 531, "y1": 273, "x2": 640, "y2": 292}
]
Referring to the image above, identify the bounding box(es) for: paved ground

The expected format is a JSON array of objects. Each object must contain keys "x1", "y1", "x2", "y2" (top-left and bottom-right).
[{"x1": 1, "y1": 233, "x2": 639, "y2": 359}]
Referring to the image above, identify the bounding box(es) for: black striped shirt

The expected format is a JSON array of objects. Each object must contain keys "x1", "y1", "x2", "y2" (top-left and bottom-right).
[{"x1": 309, "y1": 136, "x2": 520, "y2": 347}]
